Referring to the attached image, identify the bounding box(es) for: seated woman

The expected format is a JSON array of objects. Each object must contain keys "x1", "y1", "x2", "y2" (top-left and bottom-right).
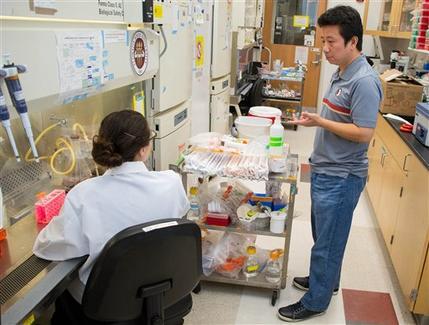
[{"x1": 33, "y1": 110, "x2": 189, "y2": 304}]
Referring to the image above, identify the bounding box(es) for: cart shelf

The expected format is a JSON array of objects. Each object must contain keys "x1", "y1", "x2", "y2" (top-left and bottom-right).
[
  {"x1": 202, "y1": 270, "x2": 285, "y2": 290},
  {"x1": 204, "y1": 224, "x2": 288, "y2": 238},
  {"x1": 170, "y1": 153, "x2": 298, "y2": 306},
  {"x1": 262, "y1": 96, "x2": 301, "y2": 104}
]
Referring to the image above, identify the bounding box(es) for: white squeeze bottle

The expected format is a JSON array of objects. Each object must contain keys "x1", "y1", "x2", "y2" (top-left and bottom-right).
[{"x1": 269, "y1": 116, "x2": 284, "y2": 156}]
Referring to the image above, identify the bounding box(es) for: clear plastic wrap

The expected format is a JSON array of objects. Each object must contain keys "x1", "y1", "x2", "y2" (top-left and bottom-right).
[
  {"x1": 211, "y1": 232, "x2": 256, "y2": 278},
  {"x1": 183, "y1": 138, "x2": 269, "y2": 180}
]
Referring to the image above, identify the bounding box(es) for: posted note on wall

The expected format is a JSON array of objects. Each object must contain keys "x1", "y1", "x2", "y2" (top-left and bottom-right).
[
  {"x1": 103, "y1": 30, "x2": 127, "y2": 44},
  {"x1": 294, "y1": 46, "x2": 309, "y2": 64},
  {"x1": 56, "y1": 31, "x2": 104, "y2": 93},
  {"x1": 293, "y1": 15, "x2": 309, "y2": 28}
]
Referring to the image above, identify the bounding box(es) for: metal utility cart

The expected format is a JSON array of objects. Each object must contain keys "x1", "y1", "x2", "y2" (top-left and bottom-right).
[
  {"x1": 170, "y1": 154, "x2": 299, "y2": 306},
  {"x1": 260, "y1": 73, "x2": 305, "y2": 131}
]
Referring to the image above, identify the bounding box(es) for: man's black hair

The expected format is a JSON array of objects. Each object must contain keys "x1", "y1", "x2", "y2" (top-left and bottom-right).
[{"x1": 317, "y1": 6, "x2": 363, "y2": 51}]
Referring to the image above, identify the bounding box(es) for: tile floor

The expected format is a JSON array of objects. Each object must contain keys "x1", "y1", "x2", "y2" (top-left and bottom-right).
[{"x1": 185, "y1": 126, "x2": 417, "y2": 324}]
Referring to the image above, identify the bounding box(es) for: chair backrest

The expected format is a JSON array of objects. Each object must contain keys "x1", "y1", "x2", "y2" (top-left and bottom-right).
[{"x1": 82, "y1": 218, "x2": 202, "y2": 322}]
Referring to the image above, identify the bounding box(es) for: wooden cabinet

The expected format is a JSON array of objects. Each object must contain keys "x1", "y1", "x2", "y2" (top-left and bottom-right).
[
  {"x1": 363, "y1": 0, "x2": 415, "y2": 39},
  {"x1": 390, "y1": 153, "x2": 429, "y2": 310},
  {"x1": 366, "y1": 114, "x2": 429, "y2": 314},
  {"x1": 367, "y1": 134, "x2": 385, "y2": 215},
  {"x1": 376, "y1": 149, "x2": 404, "y2": 248},
  {"x1": 414, "y1": 248, "x2": 429, "y2": 314}
]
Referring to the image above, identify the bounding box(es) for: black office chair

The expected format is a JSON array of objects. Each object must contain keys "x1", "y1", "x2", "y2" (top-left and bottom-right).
[{"x1": 52, "y1": 218, "x2": 202, "y2": 325}]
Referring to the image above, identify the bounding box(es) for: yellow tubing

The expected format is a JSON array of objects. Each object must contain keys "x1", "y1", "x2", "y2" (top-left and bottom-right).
[
  {"x1": 72, "y1": 123, "x2": 89, "y2": 141},
  {"x1": 25, "y1": 122, "x2": 61, "y2": 162},
  {"x1": 26, "y1": 122, "x2": 98, "y2": 177},
  {"x1": 50, "y1": 137, "x2": 76, "y2": 175}
]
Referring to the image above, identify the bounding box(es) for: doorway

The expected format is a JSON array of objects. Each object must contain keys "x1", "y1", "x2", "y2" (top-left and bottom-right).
[{"x1": 262, "y1": 0, "x2": 327, "y2": 109}]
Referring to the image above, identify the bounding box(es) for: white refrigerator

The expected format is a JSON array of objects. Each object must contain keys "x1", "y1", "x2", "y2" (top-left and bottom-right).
[
  {"x1": 190, "y1": 0, "x2": 213, "y2": 136},
  {"x1": 148, "y1": 1, "x2": 193, "y2": 171},
  {"x1": 209, "y1": 1, "x2": 232, "y2": 134}
]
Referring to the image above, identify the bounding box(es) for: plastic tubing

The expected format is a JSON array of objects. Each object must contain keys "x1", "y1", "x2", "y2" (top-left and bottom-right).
[
  {"x1": 25, "y1": 122, "x2": 76, "y2": 176},
  {"x1": 50, "y1": 137, "x2": 76, "y2": 175},
  {"x1": 25, "y1": 122, "x2": 61, "y2": 162}
]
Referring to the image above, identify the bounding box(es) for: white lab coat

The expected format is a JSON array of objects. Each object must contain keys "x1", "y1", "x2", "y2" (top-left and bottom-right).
[{"x1": 33, "y1": 161, "x2": 190, "y2": 303}]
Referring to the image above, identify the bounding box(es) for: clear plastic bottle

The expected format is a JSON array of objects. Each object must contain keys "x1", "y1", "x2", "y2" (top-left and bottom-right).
[
  {"x1": 187, "y1": 186, "x2": 201, "y2": 221},
  {"x1": 269, "y1": 116, "x2": 284, "y2": 156},
  {"x1": 243, "y1": 245, "x2": 259, "y2": 278},
  {"x1": 265, "y1": 250, "x2": 282, "y2": 284}
]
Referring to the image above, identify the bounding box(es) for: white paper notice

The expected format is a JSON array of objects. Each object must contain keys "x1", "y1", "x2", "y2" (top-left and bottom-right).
[
  {"x1": 103, "y1": 30, "x2": 127, "y2": 44},
  {"x1": 304, "y1": 34, "x2": 315, "y2": 47},
  {"x1": 56, "y1": 31, "x2": 104, "y2": 93},
  {"x1": 34, "y1": 0, "x2": 56, "y2": 9},
  {"x1": 294, "y1": 46, "x2": 309, "y2": 64}
]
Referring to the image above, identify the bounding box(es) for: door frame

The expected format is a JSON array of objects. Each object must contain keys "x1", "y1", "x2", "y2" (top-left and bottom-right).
[{"x1": 262, "y1": 0, "x2": 327, "y2": 108}]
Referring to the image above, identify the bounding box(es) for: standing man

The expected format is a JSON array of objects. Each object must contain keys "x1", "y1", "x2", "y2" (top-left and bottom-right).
[{"x1": 278, "y1": 6, "x2": 382, "y2": 322}]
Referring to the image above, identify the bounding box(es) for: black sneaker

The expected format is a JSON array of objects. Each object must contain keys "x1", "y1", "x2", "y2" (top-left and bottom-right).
[
  {"x1": 293, "y1": 276, "x2": 339, "y2": 295},
  {"x1": 278, "y1": 301, "x2": 325, "y2": 322}
]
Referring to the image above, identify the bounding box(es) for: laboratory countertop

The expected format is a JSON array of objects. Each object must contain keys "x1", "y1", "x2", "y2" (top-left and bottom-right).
[
  {"x1": 0, "y1": 215, "x2": 86, "y2": 324},
  {"x1": 383, "y1": 115, "x2": 429, "y2": 170}
]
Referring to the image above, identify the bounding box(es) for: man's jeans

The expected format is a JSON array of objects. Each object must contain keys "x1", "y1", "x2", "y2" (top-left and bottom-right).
[{"x1": 300, "y1": 172, "x2": 366, "y2": 312}]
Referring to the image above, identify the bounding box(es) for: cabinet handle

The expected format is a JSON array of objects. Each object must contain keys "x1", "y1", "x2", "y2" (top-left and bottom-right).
[
  {"x1": 402, "y1": 154, "x2": 411, "y2": 172},
  {"x1": 381, "y1": 153, "x2": 387, "y2": 167}
]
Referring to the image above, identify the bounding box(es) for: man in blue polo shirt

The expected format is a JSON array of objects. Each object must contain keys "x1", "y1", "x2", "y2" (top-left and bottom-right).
[{"x1": 278, "y1": 6, "x2": 382, "y2": 322}]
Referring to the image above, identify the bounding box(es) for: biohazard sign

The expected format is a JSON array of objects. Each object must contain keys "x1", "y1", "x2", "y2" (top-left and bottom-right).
[{"x1": 195, "y1": 35, "x2": 204, "y2": 68}]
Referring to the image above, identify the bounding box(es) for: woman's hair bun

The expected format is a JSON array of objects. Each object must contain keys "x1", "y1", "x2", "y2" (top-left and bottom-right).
[{"x1": 92, "y1": 135, "x2": 123, "y2": 168}]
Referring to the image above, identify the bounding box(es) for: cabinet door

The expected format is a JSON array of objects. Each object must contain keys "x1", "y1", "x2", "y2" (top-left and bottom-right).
[
  {"x1": 390, "y1": 155, "x2": 429, "y2": 310},
  {"x1": 365, "y1": 0, "x2": 384, "y2": 31},
  {"x1": 379, "y1": 0, "x2": 396, "y2": 31},
  {"x1": 376, "y1": 149, "x2": 404, "y2": 248},
  {"x1": 398, "y1": 0, "x2": 416, "y2": 32},
  {"x1": 364, "y1": 0, "x2": 411, "y2": 38},
  {"x1": 366, "y1": 134, "x2": 385, "y2": 215},
  {"x1": 414, "y1": 245, "x2": 429, "y2": 314}
]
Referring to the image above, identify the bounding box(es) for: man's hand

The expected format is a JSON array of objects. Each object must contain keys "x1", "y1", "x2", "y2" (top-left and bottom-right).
[
  {"x1": 287, "y1": 112, "x2": 322, "y2": 127},
  {"x1": 287, "y1": 111, "x2": 374, "y2": 143}
]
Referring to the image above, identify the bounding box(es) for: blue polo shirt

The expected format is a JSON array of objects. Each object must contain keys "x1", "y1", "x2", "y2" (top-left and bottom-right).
[{"x1": 310, "y1": 54, "x2": 382, "y2": 178}]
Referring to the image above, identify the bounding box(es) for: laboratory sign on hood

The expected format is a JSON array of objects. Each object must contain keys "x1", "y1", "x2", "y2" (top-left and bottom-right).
[{"x1": 130, "y1": 31, "x2": 149, "y2": 76}]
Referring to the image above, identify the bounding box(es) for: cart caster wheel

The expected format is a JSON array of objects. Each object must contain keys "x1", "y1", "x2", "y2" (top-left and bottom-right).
[
  {"x1": 271, "y1": 290, "x2": 279, "y2": 306},
  {"x1": 193, "y1": 282, "x2": 201, "y2": 294}
]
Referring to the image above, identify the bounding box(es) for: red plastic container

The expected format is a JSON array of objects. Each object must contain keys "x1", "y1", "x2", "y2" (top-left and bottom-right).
[
  {"x1": 416, "y1": 29, "x2": 427, "y2": 37},
  {"x1": 417, "y1": 43, "x2": 426, "y2": 50},
  {"x1": 421, "y1": 16, "x2": 429, "y2": 24},
  {"x1": 419, "y1": 22, "x2": 428, "y2": 30},
  {"x1": 34, "y1": 189, "x2": 66, "y2": 224},
  {"x1": 205, "y1": 213, "x2": 231, "y2": 227}
]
